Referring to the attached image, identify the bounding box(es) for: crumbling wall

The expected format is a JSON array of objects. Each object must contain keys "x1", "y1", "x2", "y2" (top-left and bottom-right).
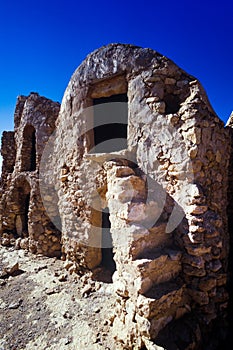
[
  {"x1": 0, "y1": 131, "x2": 16, "y2": 186},
  {"x1": 14, "y1": 95, "x2": 27, "y2": 130},
  {"x1": 0, "y1": 93, "x2": 61, "y2": 257}
]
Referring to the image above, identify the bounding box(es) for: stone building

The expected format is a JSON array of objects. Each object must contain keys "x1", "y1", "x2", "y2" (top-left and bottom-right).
[
  {"x1": 0, "y1": 44, "x2": 232, "y2": 349},
  {"x1": 0, "y1": 93, "x2": 61, "y2": 257}
]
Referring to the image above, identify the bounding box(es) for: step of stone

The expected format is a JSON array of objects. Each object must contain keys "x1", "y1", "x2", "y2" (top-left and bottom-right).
[
  {"x1": 132, "y1": 248, "x2": 182, "y2": 293},
  {"x1": 130, "y1": 223, "x2": 173, "y2": 259},
  {"x1": 136, "y1": 247, "x2": 182, "y2": 261},
  {"x1": 137, "y1": 281, "x2": 186, "y2": 319},
  {"x1": 106, "y1": 175, "x2": 146, "y2": 203}
]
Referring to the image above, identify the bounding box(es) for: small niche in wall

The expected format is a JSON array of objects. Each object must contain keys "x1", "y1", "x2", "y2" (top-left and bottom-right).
[{"x1": 92, "y1": 93, "x2": 128, "y2": 153}]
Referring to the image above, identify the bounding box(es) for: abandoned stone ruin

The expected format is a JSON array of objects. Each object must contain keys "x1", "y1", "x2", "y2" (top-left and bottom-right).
[{"x1": 1, "y1": 43, "x2": 233, "y2": 349}]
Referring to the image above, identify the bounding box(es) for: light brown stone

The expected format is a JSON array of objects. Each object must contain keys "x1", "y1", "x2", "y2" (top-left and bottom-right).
[{"x1": 0, "y1": 43, "x2": 231, "y2": 350}]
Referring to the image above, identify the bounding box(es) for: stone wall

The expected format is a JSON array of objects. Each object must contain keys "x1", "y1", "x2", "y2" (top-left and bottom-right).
[
  {"x1": 225, "y1": 113, "x2": 233, "y2": 345},
  {"x1": 0, "y1": 93, "x2": 61, "y2": 257},
  {"x1": 0, "y1": 131, "x2": 16, "y2": 186},
  {"x1": 38, "y1": 44, "x2": 230, "y2": 348},
  {"x1": 0, "y1": 44, "x2": 232, "y2": 349}
]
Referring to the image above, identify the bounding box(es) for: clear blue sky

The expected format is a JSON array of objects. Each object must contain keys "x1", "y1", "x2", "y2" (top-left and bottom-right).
[{"x1": 0, "y1": 0, "x2": 232, "y2": 140}]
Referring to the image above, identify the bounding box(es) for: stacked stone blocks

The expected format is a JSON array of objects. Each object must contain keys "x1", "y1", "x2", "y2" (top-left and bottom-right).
[{"x1": 0, "y1": 44, "x2": 232, "y2": 349}]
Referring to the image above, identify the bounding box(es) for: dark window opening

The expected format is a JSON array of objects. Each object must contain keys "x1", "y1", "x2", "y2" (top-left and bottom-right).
[
  {"x1": 101, "y1": 208, "x2": 116, "y2": 279},
  {"x1": 92, "y1": 93, "x2": 128, "y2": 153},
  {"x1": 164, "y1": 94, "x2": 181, "y2": 114},
  {"x1": 21, "y1": 125, "x2": 37, "y2": 171}
]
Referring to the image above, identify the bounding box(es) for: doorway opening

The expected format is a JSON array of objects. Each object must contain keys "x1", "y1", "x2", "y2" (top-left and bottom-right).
[
  {"x1": 101, "y1": 208, "x2": 116, "y2": 276},
  {"x1": 92, "y1": 208, "x2": 116, "y2": 283},
  {"x1": 14, "y1": 181, "x2": 31, "y2": 237}
]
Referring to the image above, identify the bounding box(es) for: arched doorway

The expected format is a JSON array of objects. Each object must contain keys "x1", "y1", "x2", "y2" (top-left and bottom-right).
[{"x1": 13, "y1": 179, "x2": 31, "y2": 237}]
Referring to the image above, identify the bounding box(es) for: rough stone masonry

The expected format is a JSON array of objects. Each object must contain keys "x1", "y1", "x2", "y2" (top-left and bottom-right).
[{"x1": 0, "y1": 43, "x2": 233, "y2": 349}]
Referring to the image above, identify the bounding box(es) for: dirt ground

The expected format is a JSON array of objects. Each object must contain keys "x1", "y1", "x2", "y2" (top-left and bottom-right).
[{"x1": 0, "y1": 246, "x2": 117, "y2": 350}]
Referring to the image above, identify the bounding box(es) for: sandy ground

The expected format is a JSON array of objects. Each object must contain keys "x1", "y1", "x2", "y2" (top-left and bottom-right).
[{"x1": 0, "y1": 246, "x2": 117, "y2": 350}]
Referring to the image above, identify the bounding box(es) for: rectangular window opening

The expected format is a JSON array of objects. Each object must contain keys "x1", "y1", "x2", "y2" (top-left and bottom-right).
[{"x1": 92, "y1": 93, "x2": 128, "y2": 153}]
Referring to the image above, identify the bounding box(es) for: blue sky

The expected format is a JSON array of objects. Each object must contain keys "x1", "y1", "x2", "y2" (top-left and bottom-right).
[{"x1": 0, "y1": 0, "x2": 232, "y2": 168}]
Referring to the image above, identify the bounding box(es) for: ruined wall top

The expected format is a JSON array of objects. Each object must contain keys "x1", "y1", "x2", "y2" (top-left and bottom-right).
[
  {"x1": 0, "y1": 92, "x2": 60, "y2": 184},
  {"x1": 14, "y1": 92, "x2": 60, "y2": 131}
]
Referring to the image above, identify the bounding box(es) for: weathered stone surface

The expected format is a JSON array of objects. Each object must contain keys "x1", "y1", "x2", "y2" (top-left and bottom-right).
[
  {"x1": 0, "y1": 43, "x2": 231, "y2": 350},
  {"x1": 0, "y1": 93, "x2": 61, "y2": 258},
  {"x1": 4, "y1": 261, "x2": 19, "y2": 275},
  {"x1": 137, "y1": 282, "x2": 185, "y2": 318}
]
